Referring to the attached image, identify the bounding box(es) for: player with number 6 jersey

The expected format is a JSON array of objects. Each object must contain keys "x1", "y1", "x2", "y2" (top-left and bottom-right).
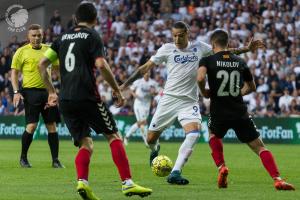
[{"x1": 39, "y1": 2, "x2": 152, "y2": 200}]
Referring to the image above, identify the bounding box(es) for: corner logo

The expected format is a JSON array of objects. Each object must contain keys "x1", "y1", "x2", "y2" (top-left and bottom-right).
[{"x1": 5, "y1": 4, "x2": 28, "y2": 32}]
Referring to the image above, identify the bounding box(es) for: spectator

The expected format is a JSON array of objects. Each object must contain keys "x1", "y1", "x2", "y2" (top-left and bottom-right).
[{"x1": 49, "y1": 10, "x2": 61, "y2": 26}]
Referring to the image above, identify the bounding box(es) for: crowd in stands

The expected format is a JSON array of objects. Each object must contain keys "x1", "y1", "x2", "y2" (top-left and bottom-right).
[{"x1": 0, "y1": 0, "x2": 300, "y2": 117}]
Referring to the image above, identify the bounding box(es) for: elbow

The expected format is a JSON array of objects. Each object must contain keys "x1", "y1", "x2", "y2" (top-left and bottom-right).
[
  {"x1": 251, "y1": 83, "x2": 256, "y2": 92},
  {"x1": 197, "y1": 75, "x2": 205, "y2": 82},
  {"x1": 39, "y1": 59, "x2": 47, "y2": 72}
]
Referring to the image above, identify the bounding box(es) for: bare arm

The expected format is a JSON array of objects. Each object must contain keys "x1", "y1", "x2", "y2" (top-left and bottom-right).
[
  {"x1": 11, "y1": 69, "x2": 20, "y2": 92},
  {"x1": 96, "y1": 57, "x2": 120, "y2": 92},
  {"x1": 95, "y1": 57, "x2": 125, "y2": 107},
  {"x1": 39, "y1": 58, "x2": 58, "y2": 108},
  {"x1": 11, "y1": 69, "x2": 24, "y2": 107},
  {"x1": 241, "y1": 80, "x2": 256, "y2": 96},
  {"x1": 39, "y1": 58, "x2": 56, "y2": 94},
  {"x1": 228, "y1": 38, "x2": 265, "y2": 55},
  {"x1": 121, "y1": 60, "x2": 156, "y2": 89},
  {"x1": 197, "y1": 67, "x2": 210, "y2": 98}
]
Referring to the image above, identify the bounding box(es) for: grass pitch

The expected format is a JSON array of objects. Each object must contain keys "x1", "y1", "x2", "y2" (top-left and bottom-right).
[{"x1": 0, "y1": 139, "x2": 299, "y2": 200}]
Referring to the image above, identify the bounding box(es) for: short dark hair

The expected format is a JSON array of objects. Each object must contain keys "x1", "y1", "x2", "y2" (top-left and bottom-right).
[
  {"x1": 75, "y1": 2, "x2": 97, "y2": 23},
  {"x1": 28, "y1": 24, "x2": 42, "y2": 31},
  {"x1": 172, "y1": 21, "x2": 189, "y2": 32},
  {"x1": 210, "y1": 29, "x2": 229, "y2": 48}
]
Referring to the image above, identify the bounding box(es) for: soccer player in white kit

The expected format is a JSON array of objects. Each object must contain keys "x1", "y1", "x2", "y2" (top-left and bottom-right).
[
  {"x1": 124, "y1": 72, "x2": 158, "y2": 146},
  {"x1": 121, "y1": 21, "x2": 264, "y2": 185}
]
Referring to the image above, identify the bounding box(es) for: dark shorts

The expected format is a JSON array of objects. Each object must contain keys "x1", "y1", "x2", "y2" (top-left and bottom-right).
[
  {"x1": 59, "y1": 100, "x2": 118, "y2": 146},
  {"x1": 208, "y1": 114, "x2": 260, "y2": 143},
  {"x1": 22, "y1": 88, "x2": 60, "y2": 125}
]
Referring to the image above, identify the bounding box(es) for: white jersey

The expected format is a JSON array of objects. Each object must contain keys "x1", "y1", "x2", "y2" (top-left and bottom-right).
[
  {"x1": 131, "y1": 78, "x2": 158, "y2": 108},
  {"x1": 150, "y1": 41, "x2": 212, "y2": 100}
]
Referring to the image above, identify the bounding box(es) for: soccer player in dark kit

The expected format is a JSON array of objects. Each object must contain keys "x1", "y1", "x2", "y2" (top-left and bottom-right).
[
  {"x1": 39, "y1": 2, "x2": 152, "y2": 200},
  {"x1": 197, "y1": 29, "x2": 295, "y2": 191}
]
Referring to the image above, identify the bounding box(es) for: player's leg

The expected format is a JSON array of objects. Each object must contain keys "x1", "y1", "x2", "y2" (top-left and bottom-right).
[
  {"x1": 60, "y1": 100, "x2": 100, "y2": 200},
  {"x1": 124, "y1": 122, "x2": 138, "y2": 145},
  {"x1": 20, "y1": 89, "x2": 41, "y2": 168},
  {"x1": 208, "y1": 117, "x2": 229, "y2": 188},
  {"x1": 167, "y1": 102, "x2": 201, "y2": 185},
  {"x1": 139, "y1": 120, "x2": 149, "y2": 147},
  {"x1": 148, "y1": 95, "x2": 178, "y2": 165},
  {"x1": 235, "y1": 116, "x2": 295, "y2": 190},
  {"x1": 45, "y1": 122, "x2": 64, "y2": 168},
  {"x1": 147, "y1": 95, "x2": 178, "y2": 166},
  {"x1": 42, "y1": 105, "x2": 64, "y2": 168},
  {"x1": 167, "y1": 122, "x2": 200, "y2": 185},
  {"x1": 20, "y1": 122, "x2": 37, "y2": 168},
  {"x1": 247, "y1": 138, "x2": 295, "y2": 190},
  {"x1": 104, "y1": 132, "x2": 152, "y2": 197},
  {"x1": 140, "y1": 105, "x2": 151, "y2": 147},
  {"x1": 76, "y1": 137, "x2": 100, "y2": 200},
  {"x1": 89, "y1": 101, "x2": 152, "y2": 197},
  {"x1": 147, "y1": 130, "x2": 162, "y2": 165},
  {"x1": 124, "y1": 103, "x2": 144, "y2": 146}
]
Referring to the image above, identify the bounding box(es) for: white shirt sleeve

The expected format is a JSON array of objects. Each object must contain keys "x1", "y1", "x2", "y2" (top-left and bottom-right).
[
  {"x1": 150, "y1": 44, "x2": 168, "y2": 65},
  {"x1": 199, "y1": 41, "x2": 213, "y2": 57}
]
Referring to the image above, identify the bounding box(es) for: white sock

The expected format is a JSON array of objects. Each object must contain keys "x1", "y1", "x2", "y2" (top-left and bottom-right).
[
  {"x1": 149, "y1": 140, "x2": 159, "y2": 152},
  {"x1": 172, "y1": 131, "x2": 199, "y2": 172},
  {"x1": 126, "y1": 123, "x2": 138, "y2": 138},
  {"x1": 140, "y1": 125, "x2": 148, "y2": 146},
  {"x1": 122, "y1": 178, "x2": 134, "y2": 186},
  {"x1": 78, "y1": 179, "x2": 89, "y2": 185}
]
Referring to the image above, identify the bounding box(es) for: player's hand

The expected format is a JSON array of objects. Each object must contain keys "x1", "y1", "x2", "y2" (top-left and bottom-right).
[
  {"x1": 112, "y1": 90, "x2": 125, "y2": 107},
  {"x1": 45, "y1": 92, "x2": 58, "y2": 109},
  {"x1": 247, "y1": 37, "x2": 265, "y2": 52},
  {"x1": 150, "y1": 86, "x2": 156, "y2": 96},
  {"x1": 13, "y1": 93, "x2": 24, "y2": 108},
  {"x1": 202, "y1": 89, "x2": 210, "y2": 98},
  {"x1": 119, "y1": 84, "x2": 126, "y2": 91}
]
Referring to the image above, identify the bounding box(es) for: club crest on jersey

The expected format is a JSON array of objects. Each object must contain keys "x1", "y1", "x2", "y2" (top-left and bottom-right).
[{"x1": 174, "y1": 54, "x2": 198, "y2": 64}]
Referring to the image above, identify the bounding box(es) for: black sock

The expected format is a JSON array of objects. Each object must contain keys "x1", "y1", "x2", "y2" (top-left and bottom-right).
[
  {"x1": 21, "y1": 131, "x2": 33, "y2": 159},
  {"x1": 48, "y1": 132, "x2": 59, "y2": 161}
]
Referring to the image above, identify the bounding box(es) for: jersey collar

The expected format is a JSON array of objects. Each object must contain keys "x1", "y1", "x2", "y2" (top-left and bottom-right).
[{"x1": 29, "y1": 43, "x2": 42, "y2": 50}]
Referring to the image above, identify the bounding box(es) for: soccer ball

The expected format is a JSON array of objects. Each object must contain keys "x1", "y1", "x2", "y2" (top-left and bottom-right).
[{"x1": 151, "y1": 155, "x2": 173, "y2": 177}]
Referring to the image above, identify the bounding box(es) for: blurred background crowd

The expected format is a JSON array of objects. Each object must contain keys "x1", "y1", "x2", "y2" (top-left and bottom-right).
[{"x1": 0, "y1": 0, "x2": 300, "y2": 117}]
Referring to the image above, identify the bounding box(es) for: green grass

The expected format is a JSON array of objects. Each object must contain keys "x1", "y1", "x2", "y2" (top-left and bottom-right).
[{"x1": 0, "y1": 139, "x2": 299, "y2": 200}]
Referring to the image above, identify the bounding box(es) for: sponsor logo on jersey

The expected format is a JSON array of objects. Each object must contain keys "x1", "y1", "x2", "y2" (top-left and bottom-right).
[{"x1": 174, "y1": 54, "x2": 198, "y2": 64}]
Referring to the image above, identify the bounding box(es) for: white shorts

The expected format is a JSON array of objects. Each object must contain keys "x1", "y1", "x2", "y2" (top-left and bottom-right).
[
  {"x1": 134, "y1": 101, "x2": 150, "y2": 121},
  {"x1": 149, "y1": 94, "x2": 201, "y2": 132}
]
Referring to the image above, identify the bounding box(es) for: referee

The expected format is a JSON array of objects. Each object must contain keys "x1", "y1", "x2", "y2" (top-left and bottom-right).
[{"x1": 11, "y1": 24, "x2": 64, "y2": 168}]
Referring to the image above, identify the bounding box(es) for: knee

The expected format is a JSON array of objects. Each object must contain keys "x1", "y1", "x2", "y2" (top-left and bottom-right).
[
  {"x1": 147, "y1": 131, "x2": 159, "y2": 144},
  {"x1": 106, "y1": 133, "x2": 121, "y2": 144},
  {"x1": 26, "y1": 123, "x2": 38, "y2": 133},
  {"x1": 80, "y1": 137, "x2": 94, "y2": 154},
  {"x1": 46, "y1": 123, "x2": 57, "y2": 133}
]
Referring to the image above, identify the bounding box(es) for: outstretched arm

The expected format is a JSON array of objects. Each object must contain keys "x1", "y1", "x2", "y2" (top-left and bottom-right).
[
  {"x1": 228, "y1": 37, "x2": 265, "y2": 55},
  {"x1": 121, "y1": 60, "x2": 156, "y2": 90}
]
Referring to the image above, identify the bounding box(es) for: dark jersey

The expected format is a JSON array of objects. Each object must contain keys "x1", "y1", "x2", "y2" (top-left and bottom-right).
[
  {"x1": 199, "y1": 51, "x2": 253, "y2": 119},
  {"x1": 51, "y1": 25, "x2": 104, "y2": 101}
]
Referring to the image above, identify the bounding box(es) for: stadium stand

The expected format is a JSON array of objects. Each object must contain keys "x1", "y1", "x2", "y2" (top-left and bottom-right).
[{"x1": 0, "y1": 0, "x2": 299, "y2": 117}]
